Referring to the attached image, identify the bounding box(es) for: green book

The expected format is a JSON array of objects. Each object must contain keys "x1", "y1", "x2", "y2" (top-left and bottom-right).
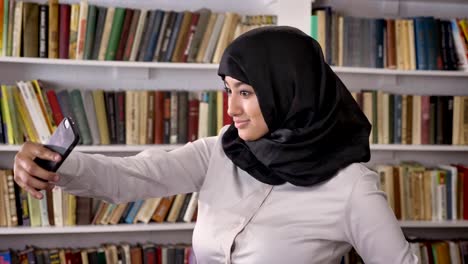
[
  {"x1": 83, "y1": 4, "x2": 96, "y2": 60},
  {"x1": 310, "y1": 15, "x2": 318, "y2": 39},
  {"x1": 69, "y1": 89, "x2": 92, "y2": 145},
  {"x1": 207, "y1": 91, "x2": 217, "y2": 136},
  {"x1": 105, "y1": 7, "x2": 125, "y2": 60},
  {"x1": 7, "y1": 86, "x2": 23, "y2": 144},
  {"x1": 27, "y1": 193, "x2": 42, "y2": 227},
  {"x1": 2, "y1": 0, "x2": 9, "y2": 56}
]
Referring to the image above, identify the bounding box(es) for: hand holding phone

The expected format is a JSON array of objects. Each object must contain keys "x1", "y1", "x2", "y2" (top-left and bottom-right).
[{"x1": 34, "y1": 117, "x2": 80, "y2": 172}]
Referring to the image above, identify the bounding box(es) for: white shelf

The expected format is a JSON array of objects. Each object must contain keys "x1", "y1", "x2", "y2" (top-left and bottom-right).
[
  {"x1": 0, "y1": 144, "x2": 182, "y2": 153},
  {"x1": 2, "y1": 144, "x2": 468, "y2": 153},
  {"x1": 399, "y1": 221, "x2": 468, "y2": 228},
  {"x1": 2, "y1": 57, "x2": 468, "y2": 77},
  {"x1": 0, "y1": 57, "x2": 218, "y2": 70},
  {"x1": 1, "y1": 221, "x2": 467, "y2": 235},
  {"x1": 331, "y1": 66, "x2": 468, "y2": 77},
  {"x1": 370, "y1": 144, "x2": 468, "y2": 151},
  {"x1": 0, "y1": 223, "x2": 196, "y2": 235}
]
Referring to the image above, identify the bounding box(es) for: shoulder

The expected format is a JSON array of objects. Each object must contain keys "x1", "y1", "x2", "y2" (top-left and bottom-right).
[{"x1": 326, "y1": 163, "x2": 379, "y2": 199}]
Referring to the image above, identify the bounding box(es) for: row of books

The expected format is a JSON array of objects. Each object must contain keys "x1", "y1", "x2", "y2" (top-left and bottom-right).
[
  {"x1": 351, "y1": 91, "x2": 468, "y2": 145},
  {"x1": 343, "y1": 240, "x2": 468, "y2": 264},
  {"x1": 311, "y1": 6, "x2": 468, "y2": 71},
  {"x1": 0, "y1": 168, "x2": 198, "y2": 227},
  {"x1": 0, "y1": 244, "x2": 195, "y2": 264},
  {"x1": 0, "y1": 0, "x2": 276, "y2": 63},
  {"x1": 375, "y1": 162, "x2": 468, "y2": 221},
  {"x1": 0, "y1": 81, "x2": 231, "y2": 146}
]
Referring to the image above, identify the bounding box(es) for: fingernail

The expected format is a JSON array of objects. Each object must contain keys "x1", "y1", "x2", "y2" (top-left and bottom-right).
[
  {"x1": 55, "y1": 155, "x2": 61, "y2": 161},
  {"x1": 54, "y1": 175, "x2": 60, "y2": 182}
]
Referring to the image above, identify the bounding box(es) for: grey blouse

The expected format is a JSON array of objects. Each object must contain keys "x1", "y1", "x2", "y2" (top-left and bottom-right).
[{"x1": 57, "y1": 127, "x2": 418, "y2": 264}]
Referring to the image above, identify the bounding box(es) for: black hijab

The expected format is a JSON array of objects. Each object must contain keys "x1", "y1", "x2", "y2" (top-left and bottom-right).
[{"x1": 218, "y1": 26, "x2": 371, "y2": 187}]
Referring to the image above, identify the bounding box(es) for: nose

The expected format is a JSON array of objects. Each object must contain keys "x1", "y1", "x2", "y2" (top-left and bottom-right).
[{"x1": 227, "y1": 94, "x2": 242, "y2": 117}]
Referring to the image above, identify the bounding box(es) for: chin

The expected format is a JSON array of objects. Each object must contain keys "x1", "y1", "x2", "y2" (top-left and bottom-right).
[{"x1": 238, "y1": 131, "x2": 261, "y2": 141}]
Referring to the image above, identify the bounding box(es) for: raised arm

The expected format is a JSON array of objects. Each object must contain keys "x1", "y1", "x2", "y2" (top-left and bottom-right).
[
  {"x1": 344, "y1": 171, "x2": 419, "y2": 263},
  {"x1": 14, "y1": 137, "x2": 217, "y2": 204}
]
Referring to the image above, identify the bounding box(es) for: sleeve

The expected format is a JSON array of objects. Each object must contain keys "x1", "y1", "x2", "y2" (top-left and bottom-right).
[
  {"x1": 55, "y1": 136, "x2": 217, "y2": 204},
  {"x1": 343, "y1": 171, "x2": 419, "y2": 264}
]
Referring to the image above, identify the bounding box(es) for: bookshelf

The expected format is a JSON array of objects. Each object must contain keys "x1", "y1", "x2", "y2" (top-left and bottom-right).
[{"x1": 0, "y1": 0, "x2": 313, "y2": 251}]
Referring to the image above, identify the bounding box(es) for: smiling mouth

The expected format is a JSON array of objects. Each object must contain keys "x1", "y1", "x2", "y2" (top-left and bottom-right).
[{"x1": 235, "y1": 120, "x2": 249, "y2": 128}]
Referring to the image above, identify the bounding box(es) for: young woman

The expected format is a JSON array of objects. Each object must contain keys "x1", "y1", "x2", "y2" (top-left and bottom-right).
[{"x1": 14, "y1": 26, "x2": 417, "y2": 263}]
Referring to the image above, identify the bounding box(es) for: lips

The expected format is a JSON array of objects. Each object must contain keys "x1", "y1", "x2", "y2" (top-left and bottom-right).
[{"x1": 234, "y1": 120, "x2": 249, "y2": 128}]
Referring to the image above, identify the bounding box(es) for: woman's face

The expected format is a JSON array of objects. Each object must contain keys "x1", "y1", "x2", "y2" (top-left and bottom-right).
[{"x1": 224, "y1": 76, "x2": 269, "y2": 141}]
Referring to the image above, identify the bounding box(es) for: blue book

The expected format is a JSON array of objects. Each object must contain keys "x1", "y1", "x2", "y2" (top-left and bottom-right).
[
  {"x1": 413, "y1": 17, "x2": 428, "y2": 70},
  {"x1": 393, "y1": 94, "x2": 402, "y2": 144},
  {"x1": 120, "y1": 201, "x2": 134, "y2": 223},
  {"x1": 0, "y1": 250, "x2": 12, "y2": 264},
  {"x1": 164, "y1": 12, "x2": 184, "y2": 62},
  {"x1": 375, "y1": 19, "x2": 385, "y2": 68},
  {"x1": 424, "y1": 17, "x2": 438, "y2": 70},
  {"x1": 124, "y1": 199, "x2": 144, "y2": 224},
  {"x1": 144, "y1": 10, "x2": 164, "y2": 61}
]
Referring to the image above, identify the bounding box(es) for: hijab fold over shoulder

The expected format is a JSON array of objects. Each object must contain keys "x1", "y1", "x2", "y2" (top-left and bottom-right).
[{"x1": 218, "y1": 26, "x2": 371, "y2": 187}]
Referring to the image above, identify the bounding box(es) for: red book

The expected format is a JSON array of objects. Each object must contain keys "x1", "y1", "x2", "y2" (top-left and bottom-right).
[
  {"x1": 46, "y1": 90, "x2": 64, "y2": 125},
  {"x1": 223, "y1": 92, "x2": 232, "y2": 125},
  {"x1": 58, "y1": 4, "x2": 71, "y2": 59},
  {"x1": 153, "y1": 91, "x2": 164, "y2": 144},
  {"x1": 455, "y1": 165, "x2": 468, "y2": 220},
  {"x1": 181, "y1": 13, "x2": 200, "y2": 62},
  {"x1": 115, "y1": 9, "x2": 134, "y2": 61},
  {"x1": 187, "y1": 97, "x2": 199, "y2": 141}
]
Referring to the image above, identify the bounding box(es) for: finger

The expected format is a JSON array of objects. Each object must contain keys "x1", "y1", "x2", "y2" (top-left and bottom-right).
[
  {"x1": 46, "y1": 183, "x2": 56, "y2": 191},
  {"x1": 16, "y1": 156, "x2": 59, "y2": 182},
  {"x1": 16, "y1": 178, "x2": 44, "y2": 199},
  {"x1": 27, "y1": 142, "x2": 61, "y2": 162}
]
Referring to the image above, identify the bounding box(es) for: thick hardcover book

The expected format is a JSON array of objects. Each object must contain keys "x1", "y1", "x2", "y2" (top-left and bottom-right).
[
  {"x1": 39, "y1": 5, "x2": 48, "y2": 58},
  {"x1": 115, "y1": 8, "x2": 133, "y2": 61},
  {"x1": 22, "y1": 2, "x2": 39, "y2": 57},
  {"x1": 153, "y1": 91, "x2": 164, "y2": 144},
  {"x1": 48, "y1": 0, "x2": 59, "y2": 58},
  {"x1": 177, "y1": 91, "x2": 188, "y2": 143},
  {"x1": 143, "y1": 9, "x2": 164, "y2": 62},
  {"x1": 91, "y1": 6, "x2": 106, "y2": 60},
  {"x1": 83, "y1": 4, "x2": 96, "y2": 60},
  {"x1": 58, "y1": 4, "x2": 70, "y2": 59},
  {"x1": 104, "y1": 91, "x2": 117, "y2": 144},
  {"x1": 122, "y1": 9, "x2": 139, "y2": 61},
  {"x1": 105, "y1": 7, "x2": 125, "y2": 60},
  {"x1": 69, "y1": 89, "x2": 92, "y2": 145},
  {"x1": 114, "y1": 91, "x2": 125, "y2": 144}
]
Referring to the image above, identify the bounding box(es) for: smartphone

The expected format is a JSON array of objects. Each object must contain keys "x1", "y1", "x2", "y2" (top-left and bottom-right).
[{"x1": 34, "y1": 116, "x2": 81, "y2": 172}]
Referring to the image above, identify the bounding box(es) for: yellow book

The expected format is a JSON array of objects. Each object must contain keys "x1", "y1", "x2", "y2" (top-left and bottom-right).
[
  {"x1": 31, "y1": 80, "x2": 55, "y2": 133},
  {"x1": 27, "y1": 192, "x2": 42, "y2": 227},
  {"x1": 67, "y1": 193, "x2": 76, "y2": 226},
  {"x1": 0, "y1": 1, "x2": 3, "y2": 55},
  {"x1": 13, "y1": 86, "x2": 39, "y2": 142},
  {"x1": 217, "y1": 91, "x2": 223, "y2": 132},
  {"x1": 48, "y1": 0, "x2": 59, "y2": 58},
  {"x1": 92, "y1": 90, "x2": 110, "y2": 144},
  {"x1": 1, "y1": 85, "x2": 14, "y2": 144},
  {"x1": 69, "y1": 4, "x2": 80, "y2": 59}
]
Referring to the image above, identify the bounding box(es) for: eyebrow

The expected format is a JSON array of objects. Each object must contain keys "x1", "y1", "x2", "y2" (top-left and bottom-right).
[{"x1": 224, "y1": 80, "x2": 245, "y2": 89}]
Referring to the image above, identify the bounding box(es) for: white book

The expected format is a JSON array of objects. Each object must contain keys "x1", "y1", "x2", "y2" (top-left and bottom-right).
[
  {"x1": 183, "y1": 192, "x2": 199, "y2": 223},
  {"x1": 52, "y1": 187, "x2": 64, "y2": 227},
  {"x1": 16, "y1": 81, "x2": 50, "y2": 143},
  {"x1": 12, "y1": 1, "x2": 23, "y2": 57},
  {"x1": 203, "y1": 13, "x2": 225, "y2": 63},
  {"x1": 130, "y1": 9, "x2": 148, "y2": 61},
  {"x1": 98, "y1": 7, "x2": 115, "y2": 60},
  {"x1": 76, "y1": 0, "x2": 88, "y2": 60},
  {"x1": 134, "y1": 197, "x2": 161, "y2": 224}
]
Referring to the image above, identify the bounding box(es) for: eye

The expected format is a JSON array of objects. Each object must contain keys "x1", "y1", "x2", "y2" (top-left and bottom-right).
[
  {"x1": 240, "y1": 90, "x2": 251, "y2": 97},
  {"x1": 224, "y1": 87, "x2": 232, "y2": 95}
]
